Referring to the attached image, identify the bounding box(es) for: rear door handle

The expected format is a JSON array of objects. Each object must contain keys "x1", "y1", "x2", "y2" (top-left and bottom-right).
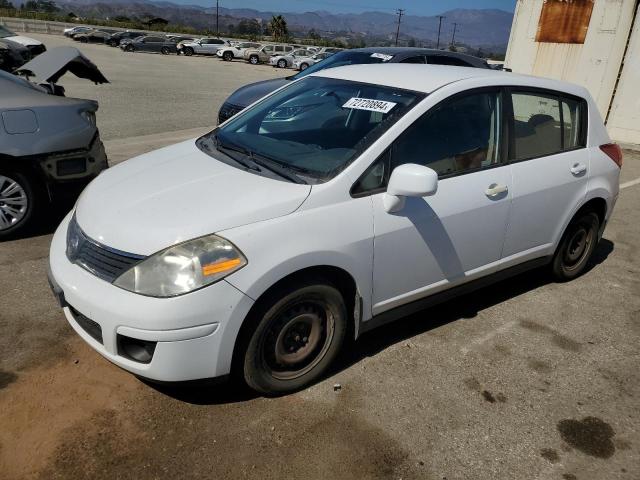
[
  {"x1": 485, "y1": 183, "x2": 508, "y2": 198},
  {"x1": 570, "y1": 163, "x2": 587, "y2": 176}
]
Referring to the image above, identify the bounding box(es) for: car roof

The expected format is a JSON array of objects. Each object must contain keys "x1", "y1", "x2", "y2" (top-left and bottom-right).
[{"x1": 309, "y1": 63, "x2": 589, "y2": 97}]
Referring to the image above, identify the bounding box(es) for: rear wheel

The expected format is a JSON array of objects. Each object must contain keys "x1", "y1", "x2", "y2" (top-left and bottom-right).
[
  {"x1": 277, "y1": 59, "x2": 287, "y2": 68},
  {"x1": 161, "y1": 46, "x2": 171, "y2": 55},
  {"x1": 0, "y1": 170, "x2": 39, "y2": 240},
  {"x1": 249, "y1": 54, "x2": 259, "y2": 65},
  {"x1": 79, "y1": 37, "x2": 88, "y2": 43},
  {"x1": 223, "y1": 51, "x2": 233, "y2": 61},
  {"x1": 552, "y1": 210, "x2": 600, "y2": 281},
  {"x1": 240, "y1": 278, "x2": 347, "y2": 395}
]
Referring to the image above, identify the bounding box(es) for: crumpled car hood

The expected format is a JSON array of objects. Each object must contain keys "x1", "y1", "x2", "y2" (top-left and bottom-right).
[{"x1": 15, "y1": 46, "x2": 108, "y2": 84}]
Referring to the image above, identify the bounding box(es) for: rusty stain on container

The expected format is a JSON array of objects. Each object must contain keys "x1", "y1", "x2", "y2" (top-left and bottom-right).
[{"x1": 536, "y1": 0, "x2": 595, "y2": 44}]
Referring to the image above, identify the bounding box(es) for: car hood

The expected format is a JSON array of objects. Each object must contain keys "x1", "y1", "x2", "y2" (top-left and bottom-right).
[
  {"x1": 75, "y1": 139, "x2": 311, "y2": 255},
  {"x1": 224, "y1": 77, "x2": 290, "y2": 109},
  {"x1": 6, "y1": 35, "x2": 42, "y2": 46},
  {"x1": 15, "y1": 46, "x2": 108, "y2": 84}
]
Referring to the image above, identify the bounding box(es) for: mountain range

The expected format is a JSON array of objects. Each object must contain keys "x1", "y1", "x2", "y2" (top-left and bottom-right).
[{"x1": 56, "y1": 0, "x2": 513, "y2": 49}]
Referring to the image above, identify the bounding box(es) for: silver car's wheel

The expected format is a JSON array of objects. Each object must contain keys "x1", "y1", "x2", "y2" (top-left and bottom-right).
[
  {"x1": 0, "y1": 175, "x2": 28, "y2": 232},
  {"x1": 277, "y1": 59, "x2": 287, "y2": 68}
]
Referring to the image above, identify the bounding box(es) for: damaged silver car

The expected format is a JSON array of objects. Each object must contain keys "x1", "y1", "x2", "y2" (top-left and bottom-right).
[{"x1": 0, "y1": 47, "x2": 108, "y2": 238}]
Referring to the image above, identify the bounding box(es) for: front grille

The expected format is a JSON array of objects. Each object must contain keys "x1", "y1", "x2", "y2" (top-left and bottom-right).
[
  {"x1": 69, "y1": 306, "x2": 103, "y2": 344},
  {"x1": 218, "y1": 103, "x2": 243, "y2": 124},
  {"x1": 66, "y1": 216, "x2": 145, "y2": 283}
]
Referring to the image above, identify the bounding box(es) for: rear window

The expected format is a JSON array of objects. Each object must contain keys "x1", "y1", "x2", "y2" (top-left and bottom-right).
[{"x1": 511, "y1": 91, "x2": 586, "y2": 161}]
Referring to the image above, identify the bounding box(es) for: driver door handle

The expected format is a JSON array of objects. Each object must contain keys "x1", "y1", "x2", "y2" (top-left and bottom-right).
[{"x1": 485, "y1": 183, "x2": 508, "y2": 198}]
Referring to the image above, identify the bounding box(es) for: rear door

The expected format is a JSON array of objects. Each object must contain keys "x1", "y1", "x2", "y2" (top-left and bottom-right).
[
  {"x1": 502, "y1": 89, "x2": 589, "y2": 263},
  {"x1": 142, "y1": 36, "x2": 163, "y2": 52}
]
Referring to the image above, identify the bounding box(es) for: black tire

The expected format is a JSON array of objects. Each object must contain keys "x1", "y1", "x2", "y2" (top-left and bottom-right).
[
  {"x1": 552, "y1": 210, "x2": 600, "y2": 281},
  {"x1": 184, "y1": 47, "x2": 194, "y2": 56},
  {"x1": 223, "y1": 51, "x2": 233, "y2": 61},
  {"x1": 300, "y1": 62, "x2": 309, "y2": 71},
  {"x1": 109, "y1": 40, "x2": 117, "y2": 47},
  {"x1": 249, "y1": 54, "x2": 259, "y2": 65},
  {"x1": 161, "y1": 46, "x2": 171, "y2": 55},
  {"x1": 240, "y1": 278, "x2": 348, "y2": 395},
  {"x1": 79, "y1": 37, "x2": 88, "y2": 43},
  {"x1": 0, "y1": 169, "x2": 40, "y2": 240},
  {"x1": 125, "y1": 44, "x2": 134, "y2": 52},
  {"x1": 277, "y1": 59, "x2": 287, "y2": 68}
]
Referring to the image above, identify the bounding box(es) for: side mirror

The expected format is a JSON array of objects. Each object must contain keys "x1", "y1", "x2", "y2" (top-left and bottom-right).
[{"x1": 383, "y1": 164, "x2": 438, "y2": 213}]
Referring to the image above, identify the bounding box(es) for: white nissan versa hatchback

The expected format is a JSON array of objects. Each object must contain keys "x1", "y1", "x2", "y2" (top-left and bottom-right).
[{"x1": 48, "y1": 65, "x2": 621, "y2": 394}]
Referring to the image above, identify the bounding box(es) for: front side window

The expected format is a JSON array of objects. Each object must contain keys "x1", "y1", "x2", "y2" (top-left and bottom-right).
[
  {"x1": 511, "y1": 91, "x2": 585, "y2": 160},
  {"x1": 392, "y1": 91, "x2": 504, "y2": 178},
  {"x1": 198, "y1": 77, "x2": 424, "y2": 183}
]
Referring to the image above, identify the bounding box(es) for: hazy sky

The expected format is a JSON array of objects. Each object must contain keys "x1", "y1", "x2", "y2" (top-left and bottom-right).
[{"x1": 173, "y1": 0, "x2": 516, "y2": 15}]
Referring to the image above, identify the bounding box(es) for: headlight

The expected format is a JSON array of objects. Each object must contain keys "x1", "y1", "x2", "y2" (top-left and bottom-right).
[{"x1": 113, "y1": 234, "x2": 247, "y2": 297}]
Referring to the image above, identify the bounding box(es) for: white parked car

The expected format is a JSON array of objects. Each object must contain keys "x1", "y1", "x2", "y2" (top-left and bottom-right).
[
  {"x1": 48, "y1": 65, "x2": 621, "y2": 394},
  {"x1": 0, "y1": 25, "x2": 46, "y2": 56},
  {"x1": 269, "y1": 48, "x2": 315, "y2": 68},
  {"x1": 216, "y1": 42, "x2": 262, "y2": 61},
  {"x1": 293, "y1": 51, "x2": 333, "y2": 71},
  {"x1": 177, "y1": 37, "x2": 228, "y2": 56}
]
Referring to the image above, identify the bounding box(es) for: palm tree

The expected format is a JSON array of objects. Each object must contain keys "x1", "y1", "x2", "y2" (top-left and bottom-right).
[{"x1": 269, "y1": 15, "x2": 288, "y2": 41}]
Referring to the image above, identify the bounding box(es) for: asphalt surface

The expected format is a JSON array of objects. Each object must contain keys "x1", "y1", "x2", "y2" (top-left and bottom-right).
[{"x1": 1, "y1": 33, "x2": 639, "y2": 480}]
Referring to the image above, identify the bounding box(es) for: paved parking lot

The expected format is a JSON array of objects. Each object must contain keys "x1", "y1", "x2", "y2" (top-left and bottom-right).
[{"x1": 1, "y1": 33, "x2": 639, "y2": 480}]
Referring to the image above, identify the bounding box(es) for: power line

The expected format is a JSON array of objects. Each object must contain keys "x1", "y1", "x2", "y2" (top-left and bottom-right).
[
  {"x1": 436, "y1": 15, "x2": 445, "y2": 49},
  {"x1": 394, "y1": 8, "x2": 405, "y2": 46}
]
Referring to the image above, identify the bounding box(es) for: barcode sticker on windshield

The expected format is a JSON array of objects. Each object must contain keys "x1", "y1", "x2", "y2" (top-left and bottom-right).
[
  {"x1": 343, "y1": 97, "x2": 397, "y2": 113},
  {"x1": 371, "y1": 53, "x2": 393, "y2": 61}
]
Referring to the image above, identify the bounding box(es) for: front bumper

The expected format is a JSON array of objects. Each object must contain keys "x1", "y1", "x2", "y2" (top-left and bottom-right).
[{"x1": 48, "y1": 213, "x2": 255, "y2": 382}]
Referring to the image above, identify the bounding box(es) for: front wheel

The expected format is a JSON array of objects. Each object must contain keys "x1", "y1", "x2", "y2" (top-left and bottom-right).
[
  {"x1": 183, "y1": 47, "x2": 194, "y2": 56},
  {"x1": 125, "y1": 44, "x2": 134, "y2": 52},
  {"x1": 277, "y1": 59, "x2": 287, "y2": 68},
  {"x1": 223, "y1": 51, "x2": 233, "y2": 61},
  {"x1": 161, "y1": 46, "x2": 171, "y2": 55},
  {"x1": 0, "y1": 170, "x2": 38, "y2": 240},
  {"x1": 249, "y1": 55, "x2": 259, "y2": 65},
  {"x1": 552, "y1": 211, "x2": 600, "y2": 281},
  {"x1": 241, "y1": 279, "x2": 347, "y2": 395},
  {"x1": 299, "y1": 62, "x2": 309, "y2": 71}
]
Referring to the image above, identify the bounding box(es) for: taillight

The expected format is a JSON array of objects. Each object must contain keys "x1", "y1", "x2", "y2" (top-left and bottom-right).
[{"x1": 600, "y1": 143, "x2": 623, "y2": 168}]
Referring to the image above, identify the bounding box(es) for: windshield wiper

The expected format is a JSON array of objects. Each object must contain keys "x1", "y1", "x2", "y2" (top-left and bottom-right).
[
  {"x1": 249, "y1": 152, "x2": 308, "y2": 185},
  {"x1": 212, "y1": 135, "x2": 261, "y2": 171}
]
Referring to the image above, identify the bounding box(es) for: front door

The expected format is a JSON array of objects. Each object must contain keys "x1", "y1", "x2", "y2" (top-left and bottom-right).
[{"x1": 363, "y1": 89, "x2": 513, "y2": 315}]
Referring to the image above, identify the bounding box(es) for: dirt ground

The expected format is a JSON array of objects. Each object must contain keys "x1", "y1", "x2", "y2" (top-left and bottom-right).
[{"x1": 0, "y1": 34, "x2": 639, "y2": 480}]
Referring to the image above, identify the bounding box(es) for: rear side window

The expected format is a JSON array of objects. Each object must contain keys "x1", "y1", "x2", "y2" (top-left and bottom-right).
[
  {"x1": 511, "y1": 91, "x2": 586, "y2": 161},
  {"x1": 400, "y1": 55, "x2": 426, "y2": 64}
]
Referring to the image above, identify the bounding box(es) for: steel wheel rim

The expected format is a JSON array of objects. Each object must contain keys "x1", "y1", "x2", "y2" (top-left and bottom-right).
[
  {"x1": 0, "y1": 175, "x2": 28, "y2": 231},
  {"x1": 262, "y1": 302, "x2": 335, "y2": 381},
  {"x1": 564, "y1": 225, "x2": 593, "y2": 270}
]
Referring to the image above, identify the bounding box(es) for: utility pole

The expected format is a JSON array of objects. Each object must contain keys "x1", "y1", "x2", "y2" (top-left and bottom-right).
[
  {"x1": 216, "y1": 0, "x2": 219, "y2": 37},
  {"x1": 436, "y1": 15, "x2": 445, "y2": 49},
  {"x1": 394, "y1": 8, "x2": 405, "y2": 46},
  {"x1": 451, "y1": 22, "x2": 459, "y2": 49}
]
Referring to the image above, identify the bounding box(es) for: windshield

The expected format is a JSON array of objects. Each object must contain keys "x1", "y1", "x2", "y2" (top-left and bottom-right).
[
  {"x1": 292, "y1": 51, "x2": 395, "y2": 79},
  {"x1": 0, "y1": 26, "x2": 16, "y2": 39},
  {"x1": 198, "y1": 76, "x2": 424, "y2": 183}
]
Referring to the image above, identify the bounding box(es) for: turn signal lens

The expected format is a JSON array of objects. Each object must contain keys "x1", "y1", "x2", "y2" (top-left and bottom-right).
[
  {"x1": 600, "y1": 143, "x2": 623, "y2": 168},
  {"x1": 202, "y1": 258, "x2": 242, "y2": 277}
]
